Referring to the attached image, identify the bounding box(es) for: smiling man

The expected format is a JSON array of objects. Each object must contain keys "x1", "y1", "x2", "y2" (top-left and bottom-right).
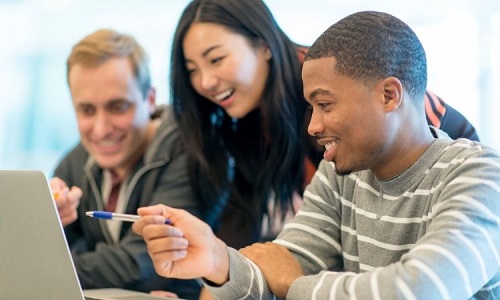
[
  {"x1": 132, "y1": 11, "x2": 500, "y2": 300},
  {"x1": 49, "y1": 29, "x2": 211, "y2": 299}
]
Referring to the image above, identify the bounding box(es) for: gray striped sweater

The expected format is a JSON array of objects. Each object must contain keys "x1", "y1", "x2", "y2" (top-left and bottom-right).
[{"x1": 207, "y1": 133, "x2": 500, "y2": 299}]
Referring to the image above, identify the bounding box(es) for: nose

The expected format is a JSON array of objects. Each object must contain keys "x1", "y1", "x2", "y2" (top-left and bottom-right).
[
  {"x1": 199, "y1": 69, "x2": 218, "y2": 92},
  {"x1": 92, "y1": 110, "x2": 113, "y2": 138},
  {"x1": 307, "y1": 108, "x2": 324, "y2": 137}
]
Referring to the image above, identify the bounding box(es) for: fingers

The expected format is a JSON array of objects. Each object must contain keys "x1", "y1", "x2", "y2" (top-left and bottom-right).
[
  {"x1": 141, "y1": 223, "x2": 185, "y2": 242},
  {"x1": 132, "y1": 214, "x2": 170, "y2": 236},
  {"x1": 50, "y1": 178, "x2": 82, "y2": 226},
  {"x1": 137, "y1": 204, "x2": 168, "y2": 217},
  {"x1": 50, "y1": 177, "x2": 68, "y2": 191}
]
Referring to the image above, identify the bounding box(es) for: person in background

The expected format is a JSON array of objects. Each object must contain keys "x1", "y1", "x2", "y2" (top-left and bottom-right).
[
  {"x1": 133, "y1": 10, "x2": 499, "y2": 299},
  {"x1": 168, "y1": 0, "x2": 480, "y2": 251},
  {"x1": 49, "y1": 29, "x2": 213, "y2": 299}
]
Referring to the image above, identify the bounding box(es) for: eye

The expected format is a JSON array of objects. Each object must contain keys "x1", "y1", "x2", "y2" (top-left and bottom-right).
[
  {"x1": 77, "y1": 104, "x2": 96, "y2": 116},
  {"x1": 186, "y1": 66, "x2": 196, "y2": 76},
  {"x1": 106, "y1": 100, "x2": 132, "y2": 115},
  {"x1": 210, "y1": 56, "x2": 225, "y2": 64},
  {"x1": 317, "y1": 102, "x2": 330, "y2": 110}
]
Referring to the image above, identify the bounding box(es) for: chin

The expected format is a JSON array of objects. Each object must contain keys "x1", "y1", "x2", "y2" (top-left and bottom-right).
[
  {"x1": 333, "y1": 162, "x2": 353, "y2": 176},
  {"x1": 95, "y1": 156, "x2": 122, "y2": 170},
  {"x1": 335, "y1": 169, "x2": 352, "y2": 176}
]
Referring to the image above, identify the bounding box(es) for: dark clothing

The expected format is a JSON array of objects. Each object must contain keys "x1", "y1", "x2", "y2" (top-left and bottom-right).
[
  {"x1": 53, "y1": 106, "x2": 207, "y2": 299},
  {"x1": 425, "y1": 90, "x2": 479, "y2": 141}
]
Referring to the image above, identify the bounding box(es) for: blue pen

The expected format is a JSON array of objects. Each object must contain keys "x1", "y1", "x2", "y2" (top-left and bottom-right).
[{"x1": 85, "y1": 211, "x2": 172, "y2": 224}]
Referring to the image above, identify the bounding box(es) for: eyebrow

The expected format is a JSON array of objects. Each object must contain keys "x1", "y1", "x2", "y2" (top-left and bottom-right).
[
  {"x1": 202, "y1": 44, "x2": 222, "y2": 57},
  {"x1": 76, "y1": 98, "x2": 129, "y2": 107},
  {"x1": 309, "y1": 88, "x2": 332, "y2": 101},
  {"x1": 185, "y1": 44, "x2": 223, "y2": 65}
]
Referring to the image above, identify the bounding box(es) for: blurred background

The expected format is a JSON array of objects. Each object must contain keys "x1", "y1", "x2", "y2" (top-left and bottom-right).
[{"x1": 1, "y1": 0, "x2": 499, "y2": 175}]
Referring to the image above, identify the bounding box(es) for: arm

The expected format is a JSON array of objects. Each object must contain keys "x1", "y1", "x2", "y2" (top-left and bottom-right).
[
  {"x1": 132, "y1": 205, "x2": 230, "y2": 284},
  {"x1": 133, "y1": 205, "x2": 279, "y2": 300},
  {"x1": 282, "y1": 151, "x2": 499, "y2": 299}
]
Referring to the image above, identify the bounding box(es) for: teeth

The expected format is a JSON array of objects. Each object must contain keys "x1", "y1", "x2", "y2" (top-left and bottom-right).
[
  {"x1": 215, "y1": 89, "x2": 233, "y2": 101},
  {"x1": 325, "y1": 141, "x2": 337, "y2": 150},
  {"x1": 96, "y1": 138, "x2": 120, "y2": 147}
]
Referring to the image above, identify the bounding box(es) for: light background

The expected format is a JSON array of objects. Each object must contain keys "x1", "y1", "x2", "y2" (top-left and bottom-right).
[{"x1": 1, "y1": 0, "x2": 499, "y2": 175}]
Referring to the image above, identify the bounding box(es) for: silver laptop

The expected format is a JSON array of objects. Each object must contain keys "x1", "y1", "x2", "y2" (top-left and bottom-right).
[{"x1": 0, "y1": 170, "x2": 175, "y2": 300}]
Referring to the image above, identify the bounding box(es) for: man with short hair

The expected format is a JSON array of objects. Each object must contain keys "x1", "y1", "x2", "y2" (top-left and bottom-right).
[
  {"x1": 50, "y1": 29, "x2": 210, "y2": 299},
  {"x1": 132, "y1": 11, "x2": 500, "y2": 299}
]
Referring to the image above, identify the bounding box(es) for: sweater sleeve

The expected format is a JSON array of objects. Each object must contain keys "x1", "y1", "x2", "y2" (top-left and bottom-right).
[
  {"x1": 283, "y1": 151, "x2": 499, "y2": 299},
  {"x1": 204, "y1": 248, "x2": 275, "y2": 299}
]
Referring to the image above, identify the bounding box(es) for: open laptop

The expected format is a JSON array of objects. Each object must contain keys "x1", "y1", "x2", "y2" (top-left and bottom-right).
[{"x1": 0, "y1": 170, "x2": 177, "y2": 300}]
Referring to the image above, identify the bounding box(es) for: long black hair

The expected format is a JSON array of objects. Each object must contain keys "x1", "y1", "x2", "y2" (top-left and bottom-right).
[{"x1": 170, "y1": 0, "x2": 310, "y2": 247}]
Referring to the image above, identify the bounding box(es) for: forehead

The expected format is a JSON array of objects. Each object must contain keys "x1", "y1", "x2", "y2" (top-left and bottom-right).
[
  {"x1": 302, "y1": 57, "x2": 338, "y2": 99},
  {"x1": 69, "y1": 57, "x2": 140, "y2": 103},
  {"x1": 183, "y1": 22, "x2": 249, "y2": 55}
]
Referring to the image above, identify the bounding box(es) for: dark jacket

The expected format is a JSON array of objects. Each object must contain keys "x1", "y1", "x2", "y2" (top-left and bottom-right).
[{"x1": 53, "y1": 106, "x2": 206, "y2": 299}]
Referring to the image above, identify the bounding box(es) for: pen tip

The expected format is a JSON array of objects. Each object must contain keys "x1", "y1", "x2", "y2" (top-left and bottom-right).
[{"x1": 85, "y1": 211, "x2": 92, "y2": 217}]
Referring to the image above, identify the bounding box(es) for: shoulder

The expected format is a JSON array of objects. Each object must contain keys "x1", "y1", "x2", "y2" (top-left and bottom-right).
[
  {"x1": 146, "y1": 105, "x2": 185, "y2": 160},
  {"x1": 430, "y1": 138, "x2": 500, "y2": 184},
  {"x1": 57, "y1": 143, "x2": 90, "y2": 167},
  {"x1": 440, "y1": 138, "x2": 498, "y2": 160}
]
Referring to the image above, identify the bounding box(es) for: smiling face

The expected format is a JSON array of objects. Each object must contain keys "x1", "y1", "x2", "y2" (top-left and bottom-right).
[
  {"x1": 182, "y1": 22, "x2": 272, "y2": 119},
  {"x1": 68, "y1": 57, "x2": 156, "y2": 178},
  {"x1": 303, "y1": 57, "x2": 393, "y2": 176}
]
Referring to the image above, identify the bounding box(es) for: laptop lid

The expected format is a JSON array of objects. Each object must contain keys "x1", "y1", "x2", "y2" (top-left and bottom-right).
[
  {"x1": 0, "y1": 170, "x2": 176, "y2": 300},
  {"x1": 0, "y1": 170, "x2": 86, "y2": 299}
]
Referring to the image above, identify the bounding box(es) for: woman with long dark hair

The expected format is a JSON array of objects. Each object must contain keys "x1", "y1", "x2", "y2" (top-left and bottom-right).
[{"x1": 170, "y1": 0, "x2": 317, "y2": 249}]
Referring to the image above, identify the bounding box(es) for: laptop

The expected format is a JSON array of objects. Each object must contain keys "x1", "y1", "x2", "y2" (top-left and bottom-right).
[{"x1": 0, "y1": 170, "x2": 176, "y2": 300}]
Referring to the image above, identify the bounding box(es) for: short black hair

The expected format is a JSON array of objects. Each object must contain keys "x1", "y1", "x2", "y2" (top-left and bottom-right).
[{"x1": 306, "y1": 11, "x2": 427, "y2": 103}]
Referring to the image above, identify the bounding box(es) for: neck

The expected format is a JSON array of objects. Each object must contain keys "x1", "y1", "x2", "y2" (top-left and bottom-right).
[{"x1": 374, "y1": 117, "x2": 435, "y2": 180}]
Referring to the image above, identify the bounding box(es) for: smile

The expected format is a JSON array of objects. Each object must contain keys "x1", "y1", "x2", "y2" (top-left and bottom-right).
[{"x1": 215, "y1": 89, "x2": 234, "y2": 101}]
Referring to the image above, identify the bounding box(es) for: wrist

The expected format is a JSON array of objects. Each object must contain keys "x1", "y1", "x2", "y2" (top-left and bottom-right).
[{"x1": 204, "y1": 238, "x2": 230, "y2": 285}]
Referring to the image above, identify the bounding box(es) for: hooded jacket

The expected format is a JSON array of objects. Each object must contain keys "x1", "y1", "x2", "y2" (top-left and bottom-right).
[{"x1": 53, "y1": 105, "x2": 207, "y2": 299}]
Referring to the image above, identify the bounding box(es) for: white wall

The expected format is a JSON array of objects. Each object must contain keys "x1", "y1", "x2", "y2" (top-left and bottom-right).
[{"x1": 1, "y1": 0, "x2": 498, "y2": 174}]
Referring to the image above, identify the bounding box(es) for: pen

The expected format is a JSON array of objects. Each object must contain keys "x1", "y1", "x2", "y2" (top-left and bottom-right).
[{"x1": 85, "y1": 211, "x2": 172, "y2": 225}]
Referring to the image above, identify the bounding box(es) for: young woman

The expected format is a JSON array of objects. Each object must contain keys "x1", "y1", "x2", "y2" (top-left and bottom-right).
[
  {"x1": 170, "y1": 0, "x2": 316, "y2": 249},
  {"x1": 169, "y1": 0, "x2": 479, "y2": 250}
]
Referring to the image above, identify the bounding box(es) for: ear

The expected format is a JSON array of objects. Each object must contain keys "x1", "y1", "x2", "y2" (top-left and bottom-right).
[
  {"x1": 146, "y1": 87, "x2": 157, "y2": 115},
  {"x1": 256, "y1": 41, "x2": 272, "y2": 61},
  {"x1": 381, "y1": 77, "x2": 403, "y2": 113},
  {"x1": 263, "y1": 46, "x2": 272, "y2": 60}
]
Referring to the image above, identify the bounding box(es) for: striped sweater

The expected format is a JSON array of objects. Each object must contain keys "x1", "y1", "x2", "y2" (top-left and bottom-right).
[{"x1": 207, "y1": 130, "x2": 500, "y2": 299}]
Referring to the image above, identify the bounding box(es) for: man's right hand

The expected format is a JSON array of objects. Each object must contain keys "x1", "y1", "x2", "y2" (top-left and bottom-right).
[
  {"x1": 132, "y1": 205, "x2": 230, "y2": 285},
  {"x1": 49, "y1": 177, "x2": 82, "y2": 226}
]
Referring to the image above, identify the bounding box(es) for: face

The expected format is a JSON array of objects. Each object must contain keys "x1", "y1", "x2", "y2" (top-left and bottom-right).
[
  {"x1": 183, "y1": 22, "x2": 272, "y2": 119},
  {"x1": 303, "y1": 57, "x2": 391, "y2": 176},
  {"x1": 68, "y1": 57, "x2": 155, "y2": 177}
]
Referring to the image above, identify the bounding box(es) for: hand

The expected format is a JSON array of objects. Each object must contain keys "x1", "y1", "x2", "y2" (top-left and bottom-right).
[
  {"x1": 239, "y1": 242, "x2": 303, "y2": 299},
  {"x1": 149, "y1": 290, "x2": 178, "y2": 298},
  {"x1": 50, "y1": 177, "x2": 82, "y2": 226},
  {"x1": 132, "y1": 205, "x2": 230, "y2": 284}
]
